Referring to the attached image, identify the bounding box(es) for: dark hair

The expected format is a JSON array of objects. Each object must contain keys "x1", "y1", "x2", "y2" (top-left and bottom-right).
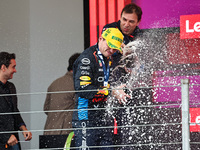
[
  {"x1": 121, "y1": 3, "x2": 143, "y2": 22},
  {"x1": 0, "y1": 52, "x2": 16, "y2": 68},
  {"x1": 67, "y1": 53, "x2": 80, "y2": 71}
]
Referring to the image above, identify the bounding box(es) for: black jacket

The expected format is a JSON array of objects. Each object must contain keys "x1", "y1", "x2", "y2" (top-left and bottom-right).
[{"x1": 0, "y1": 81, "x2": 25, "y2": 150}]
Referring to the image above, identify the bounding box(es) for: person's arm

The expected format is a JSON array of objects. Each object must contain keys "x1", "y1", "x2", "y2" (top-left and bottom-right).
[
  {"x1": 111, "y1": 84, "x2": 131, "y2": 104},
  {"x1": 43, "y1": 86, "x2": 51, "y2": 115},
  {"x1": 8, "y1": 82, "x2": 26, "y2": 127},
  {"x1": 13, "y1": 98, "x2": 32, "y2": 141},
  {"x1": 109, "y1": 67, "x2": 131, "y2": 104},
  {"x1": 19, "y1": 125, "x2": 32, "y2": 141},
  {"x1": 9, "y1": 82, "x2": 32, "y2": 141},
  {"x1": 7, "y1": 134, "x2": 18, "y2": 147}
]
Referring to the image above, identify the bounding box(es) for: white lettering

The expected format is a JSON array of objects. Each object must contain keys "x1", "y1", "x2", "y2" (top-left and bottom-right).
[
  {"x1": 194, "y1": 22, "x2": 200, "y2": 32},
  {"x1": 186, "y1": 20, "x2": 194, "y2": 32},
  {"x1": 80, "y1": 66, "x2": 90, "y2": 70},
  {"x1": 81, "y1": 71, "x2": 90, "y2": 75},
  {"x1": 186, "y1": 20, "x2": 200, "y2": 33},
  {"x1": 196, "y1": 116, "x2": 200, "y2": 123}
]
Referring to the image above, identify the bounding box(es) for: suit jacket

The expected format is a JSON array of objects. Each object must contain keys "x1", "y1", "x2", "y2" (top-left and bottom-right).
[
  {"x1": 43, "y1": 72, "x2": 75, "y2": 135},
  {"x1": 0, "y1": 81, "x2": 25, "y2": 150}
]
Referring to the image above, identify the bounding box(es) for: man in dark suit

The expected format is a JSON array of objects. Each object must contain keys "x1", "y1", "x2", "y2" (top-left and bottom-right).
[
  {"x1": 0, "y1": 52, "x2": 32, "y2": 150},
  {"x1": 102, "y1": 3, "x2": 143, "y2": 68}
]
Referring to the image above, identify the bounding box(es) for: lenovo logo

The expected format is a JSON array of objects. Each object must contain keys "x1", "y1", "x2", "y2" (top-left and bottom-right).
[{"x1": 180, "y1": 14, "x2": 200, "y2": 39}]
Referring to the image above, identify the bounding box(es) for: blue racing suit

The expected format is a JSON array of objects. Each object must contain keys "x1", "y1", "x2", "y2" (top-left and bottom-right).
[{"x1": 72, "y1": 44, "x2": 114, "y2": 150}]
